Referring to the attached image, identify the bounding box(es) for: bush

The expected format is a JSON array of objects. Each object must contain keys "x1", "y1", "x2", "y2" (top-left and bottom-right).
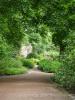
[
  {"x1": 55, "y1": 67, "x2": 75, "y2": 90},
  {"x1": 0, "y1": 58, "x2": 27, "y2": 75},
  {"x1": 0, "y1": 35, "x2": 20, "y2": 60},
  {"x1": 55, "y1": 32, "x2": 75, "y2": 90},
  {"x1": 21, "y1": 58, "x2": 35, "y2": 69},
  {"x1": 47, "y1": 50, "x2": 59, "y2": 60},
  {"x1": 36, "y1": 53, "x2": 45, "y2": 60},
  {"x1": 50, "y1": 61, "x2": 62, "y2": 73},
  {"x1": 38, "y1": 59, "x2": 61, "y2": 73},
  {"x1": 55, "y1": 51, "x2": 75, "y2": 89},
  {"x1": 28, "y1": 58, "x2": 39, "y2": 65},
  {"x1": 27, "y1": 53, "x2": 38, "y2": 58},
  {"x1": 0, "y1": 67, "x2": 27, "y2": 75}
]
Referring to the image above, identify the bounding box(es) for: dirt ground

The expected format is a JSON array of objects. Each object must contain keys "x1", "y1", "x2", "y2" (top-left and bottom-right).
[{"x1": 0, "y1": 69, "x2": 74, "y2": 100}]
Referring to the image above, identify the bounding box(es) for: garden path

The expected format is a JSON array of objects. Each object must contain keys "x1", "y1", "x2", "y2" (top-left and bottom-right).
[{"x1": 0, "y1": 68, "x2": 74, "y2": 100}]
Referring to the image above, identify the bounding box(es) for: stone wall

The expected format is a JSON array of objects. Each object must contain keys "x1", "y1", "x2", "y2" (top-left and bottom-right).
[{"x1": 20, "y1": 44, "x2": 32, "y2": 57}]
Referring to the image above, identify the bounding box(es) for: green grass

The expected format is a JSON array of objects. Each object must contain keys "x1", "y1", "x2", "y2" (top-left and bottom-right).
[
  {"x1": 0, "y1": 67, "x2": 27, "y2": 75},
  {"x1": 0, "y1": 57, "x2": 27, "y2": 75}
]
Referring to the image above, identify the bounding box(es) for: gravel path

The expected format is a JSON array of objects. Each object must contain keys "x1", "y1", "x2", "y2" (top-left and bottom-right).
[{"x1": 0, "y1": 69, "x2": 74, "y2": 100}]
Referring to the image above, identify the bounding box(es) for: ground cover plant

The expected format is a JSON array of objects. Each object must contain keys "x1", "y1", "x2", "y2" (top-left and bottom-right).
[{"x1": 0, "y1": 58, "x2": 27, "y2": 75}]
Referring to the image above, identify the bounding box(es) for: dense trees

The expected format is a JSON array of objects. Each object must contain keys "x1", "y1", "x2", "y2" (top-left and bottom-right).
[
  {"x1": 0, "y1": 0, "x2": 74, "y2": 50},
  {"x1": 0, "y1": 0, "x2": 75, "y2": 43},
  {"x1": 0, "y1": 0, "x2": 75, "y2": 89}
]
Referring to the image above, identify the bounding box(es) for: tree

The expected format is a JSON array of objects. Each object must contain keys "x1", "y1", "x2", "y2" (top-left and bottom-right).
[{"x1": 0, "y1": 0, "x2": 75, "y2": 54}]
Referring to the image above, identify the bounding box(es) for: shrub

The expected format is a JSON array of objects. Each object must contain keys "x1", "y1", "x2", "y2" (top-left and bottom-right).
[
  {"x1": 38, "y1": 59, "x2": 51, "y2": 72},
  {"x1": 21, "y1": 58, "x2": 35, "y2": 68},
  {"x1": 0, "y1": 35, "x2": 20, "y2": 60},
  {"x1": 38, "y1": 59, "x2": 61, "y2": 73},
  {"x1": 55, "y1": 67, "x2": 75, "y2": 90},
  {"x1": 50, "y1": 61, "x2": 62, "y2": 73},
  {"x1": 47, "y1": 50, "x2": 59, "y2": 60},
  {"x1": 27, "y1": 53, "x2": 38, "y2": 58},
  {"x1": 0, "y1": 58, "x2": 27, "y2": 75},
  {"x1": 37, "y1": 53, "x2": 45, "y2": 60},
  {"x1": 55, "y1": 32, "x2": 75, "y2": 90},
  {"x1": 55, "y1": 51, "x2": 75, "y2": 89},
  {"x1": 28, "y1": 58, "x2": 39, "y2": 65}
]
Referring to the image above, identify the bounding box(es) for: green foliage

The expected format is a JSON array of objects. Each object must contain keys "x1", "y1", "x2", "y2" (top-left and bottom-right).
[
  {"x1": 0, "y1": 67, "x2": 27, "y2": 75},
  {"x1": 27, "y1": 52, "x2": 38, "y2": 58},
  {"x1": 28, "y1": 58, "x2": 39, "y2": 65},
  {"x1": 26, "y1": 25, "x2": 53, "y2": 55},
  {"x1": 38, "y1": 59, "x2": 51, "y2": 72},
  {"x1": 0, "y1": 0, "x2": 74, "y2": 51},
  {"x1": 55, "y1": 66, "x2": 75, "y2": 90},
  {"x1": 52, "y1": 0, "x2": 75, "y2": 52},
  {"x1": 0, "y1": 0, "x2": 75, "y2": 90},
  {"x1": 0, "y1": 42, "x2": 18, "y2": 59},
  {"x1": 21, "y1": 58, "x2": 35, "y2": 69},
  {"x1": 55, "y1": 31, "x2": 75, "y2": 89},
  {"x1": 36, "y1": 53, "x2": 45, "y2": 60},
  {"x1": 44, "y1": 50, "x2": 59, "y2": 60},
  {"x1": 1, "y1": 0, "x2": 71, "y2": 56},
  {"x1": 50, "y1": 61, "x2": 62, "y2": 73},
  {"x1": 0, "y1": 58, "x2": 27, "y2": 75},
  {"x1": 38, "y1": 59, "x2": 61, "y2": 73}
]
